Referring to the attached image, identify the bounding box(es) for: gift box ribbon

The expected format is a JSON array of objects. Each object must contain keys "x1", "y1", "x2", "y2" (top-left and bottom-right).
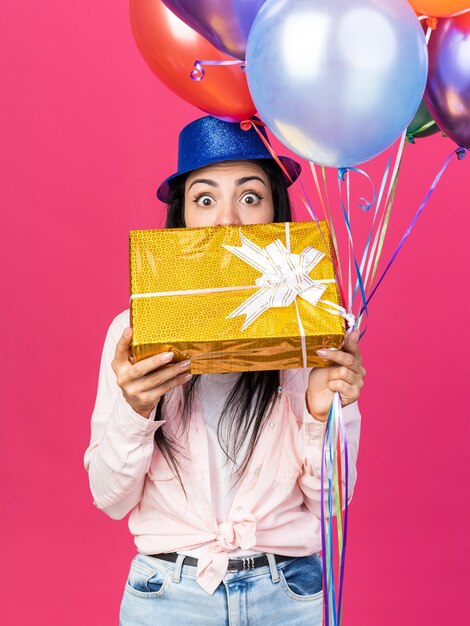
[{"x1": 131, "y1": 223, "x2": 354, "y2": 367}]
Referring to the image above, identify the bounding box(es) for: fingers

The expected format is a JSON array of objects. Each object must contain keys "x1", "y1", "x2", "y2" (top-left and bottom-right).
[
  {"x1": 316, "y1": 329, "x2": 366, "y2": 407},
  {"x1": 132, "y1": 371, "x2": 193, "y2": 406},
  {"x1": 328, "y1": 366, "x2": 360, "y2": 387},
  {"x1": 124, "y1": 370, "x2": 192, "y2": 417},
  {"x1": 137, "y1": 359, "x2": 192, "y2": 392},
  {"x1": 130, "y1": 350, "x2": 176, "y2": 379},
  {"x1": 114, "y1": 327, "x2": 133, "y2": 365},
  {"x1": 327, "y1": 379, "x2": 361, "y2": 403},
  {"x1": 317, "y1": 346, "x2": 365, "y2": 376},
  {"x1": 112, "y1": 333, "x2": 193, "y2": 416},
  {"x1": 342, "y1": 330, "x2": 362, "y2": 361}
]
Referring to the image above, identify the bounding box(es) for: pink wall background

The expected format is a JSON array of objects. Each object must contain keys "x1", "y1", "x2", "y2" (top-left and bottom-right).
[{"x1": 1, "y1": 2, "x2": 469, "y2": 625}]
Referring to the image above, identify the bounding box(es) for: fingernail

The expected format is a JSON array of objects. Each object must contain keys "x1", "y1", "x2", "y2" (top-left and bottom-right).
[
  {"x1": 183, "y1": 373, "x2": 192, "y2": 381},
  {"x1": 160, "y1": 351, "x2": 174, "y2": 361},
  {"x1": 180, "y1": 359, "x2": 191, "y2": 369},
  {"x1": 124, "y1": 328, "x2": 132, "y2": 338},
  {"x1": 317, "y1": 349, "x2": 329, "y2": 357}
]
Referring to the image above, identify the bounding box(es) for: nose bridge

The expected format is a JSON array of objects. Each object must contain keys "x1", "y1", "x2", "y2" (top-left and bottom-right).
[{"x1": 217, "y1": 192, "x2": 241, "y2": 226}]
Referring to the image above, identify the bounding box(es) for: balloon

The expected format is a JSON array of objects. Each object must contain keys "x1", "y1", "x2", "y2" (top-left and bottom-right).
[
  {"x1": 407, "y1": 98, "x2": 440, "y2": 139},
  {"x1": 246, "y1": 0, "x2": 428, "y2": 168},
  {"x1": 161, "y1": 0, "x2": 266, "y2": 59},
  {"x1": 407, "y1": 2, "x2": 470, "y2": 18},
  {"x1": 129, "y1": 0, "x2": 256, "y2": 121},
  {"x1": 425, "y1": 12, "x2": 470, "y2": 147}
]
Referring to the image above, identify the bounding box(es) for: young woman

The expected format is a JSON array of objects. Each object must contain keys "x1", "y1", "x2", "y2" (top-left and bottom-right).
[{"x1": 85, "y1": 116, "x2": 365, "y2": 626}]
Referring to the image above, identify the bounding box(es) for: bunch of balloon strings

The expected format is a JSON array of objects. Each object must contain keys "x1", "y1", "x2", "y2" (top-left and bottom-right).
[{"x1": 239, "y1": 115, "x2": 467, "y2": 626}]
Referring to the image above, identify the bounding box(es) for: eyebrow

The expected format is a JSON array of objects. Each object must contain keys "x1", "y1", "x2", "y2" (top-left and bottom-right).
[
  {"x1": 236, "y1": 176, "x2": 267, "y2": 187},
  {"x1": 188, "y1": 178, "x2": 218, "y2": 191},
  {"x1": 188, "y1": 175, "x2": 268, "y2": 191}
]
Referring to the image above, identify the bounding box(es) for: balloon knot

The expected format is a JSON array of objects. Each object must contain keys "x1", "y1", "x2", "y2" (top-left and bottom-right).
[
  {"x1": 338, "y1": 167, "x2": 348, "y2": 182},
  {"x1": 240, "y1": 118, "x2": 265, "y2": 132},
  {"x1": 407, "y1": 134, "x2": 416, "y2": 144},
  {"x1": 456, "y1": 147, "x2": 468, "y2": 160},
  {"x1": 190, "y1": 61, "x2": 205, "y2": 81},
  {"x1": 426, "y1": 17, "x2": 438, "y2": 30}
]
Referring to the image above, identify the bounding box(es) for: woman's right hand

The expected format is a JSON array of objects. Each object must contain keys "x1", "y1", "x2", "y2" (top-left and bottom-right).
[{"x1": 111, "y1": 327, "x2": 192, "y2": 419}]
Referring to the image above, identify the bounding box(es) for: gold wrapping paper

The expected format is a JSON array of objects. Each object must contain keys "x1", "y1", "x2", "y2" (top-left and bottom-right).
[{"x1": 130, "y1": 221, "x2": 345, "y2": 373}]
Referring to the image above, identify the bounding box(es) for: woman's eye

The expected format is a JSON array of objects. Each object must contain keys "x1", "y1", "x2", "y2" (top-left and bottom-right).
[
  {"x1": 195, "y1": 195, "x2": 214, "y2": 207},
  {"x1": 241, "y1": 192, "x2": 262, "y2": 205}
]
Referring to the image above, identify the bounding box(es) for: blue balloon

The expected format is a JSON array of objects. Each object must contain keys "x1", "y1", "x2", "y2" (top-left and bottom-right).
[{"x1": 246, "y1": 0, "x2": 429, "y2": 168}]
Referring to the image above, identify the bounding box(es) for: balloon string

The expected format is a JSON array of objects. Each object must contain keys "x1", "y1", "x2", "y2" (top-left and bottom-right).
[
  {"x1": 321, "y1": 405, "x2": 330, "y2": 626},
  {"x1": 337, "y1": 400, "x2": 349, "y2": 625},
  {"x1": 334, "y1": 398, "x2": 345, "y2": 626},
  {"x1": 339, "y1": 166, "x2": 377, "y2": 212},
  {"x1": 359, "y1": 147, "x2": 465, "y2": 316},
  {"x1": 293, "y1": 170, "x2": 349, "y2": 305},
  {"x1": 240, "y1": 119, "x2": 294, "y2": 182},
  {"x1": 364, "y1": 132, "x2": 407, "y2": 292},
  {"x1": 308, "y1": 163, "x2": 348, "y2": 312},
  {"x1": 334, "y1": 436, "x2": 343, "y2": 569},
  {"x1": 321, "y1": 165, "x2": 344, "y2": 292},
  {"x1": 240, "y1": 119, "x2": 319, "y2": 221},
  {"x1": 347, "y1": 173, "x2": 352, "y2": 314},
  {"x1": 327, "y1": 411, "x2": 337, "y2": 622},
  {"x1": 351, "y1": 156, "x2": 391, "y2": 314},
  {"x1": 407, "y1": 119, "x2": 437, "y2": 143},
  {"x1": 337, "y1": 169, "x2": 372, "y2": 335},
  {"x1": 190, "y1": 59, "x2": 245, "y2": 80},
  {"x1": 297, "y1": 174, "x2": 320, "y2": 222},
  {"x1": 320, "y1": 394, "x2": 349, "y2": 626},
  {"x1": 337, "y1": 165, "x2": 378, "y2": 312},
  {"x1": 310, "y1": 162, "x2": 327, "y2": 215},
  {"x1": 240, "y1": 120, "x2": 346, "y2": 291}
]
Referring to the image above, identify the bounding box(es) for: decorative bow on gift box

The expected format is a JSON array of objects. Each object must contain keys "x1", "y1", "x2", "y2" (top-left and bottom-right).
[{"x1": 224, "y1": 232, "x2": 354, "y2": 331}]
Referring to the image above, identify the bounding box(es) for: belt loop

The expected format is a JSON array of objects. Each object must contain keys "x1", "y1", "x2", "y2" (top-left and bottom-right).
[
  {"x1": 266, "y1": 553, "x2": 280, "y2": 583},
  {"x1": 172, "y1": 554, "x2": 186, "y2": 583}
]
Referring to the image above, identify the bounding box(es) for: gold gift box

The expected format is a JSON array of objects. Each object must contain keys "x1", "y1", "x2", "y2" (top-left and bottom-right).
[{"x1": 130, "y1": 221, "x2": 346, "y2": 373}]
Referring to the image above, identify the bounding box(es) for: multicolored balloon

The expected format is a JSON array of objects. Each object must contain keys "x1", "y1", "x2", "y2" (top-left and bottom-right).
[
  {"x1": 246, "y1": 0, "x2": 429, "y2": 168},
  {"x1": 161, "y1": 0, "x2": 266, "y2": 60},
  {"x1": 407, "y1": 98, "x2": 440, "y2": 140},
  {"x1": 129, "y1": 0, "x2": 256, "y2": 121},
  {"x1": 425, "y1": 12, "x2": 470, "y2": 148},
  {"x1": 407, "y1": 1, "x2": 470, "y2": 17}
]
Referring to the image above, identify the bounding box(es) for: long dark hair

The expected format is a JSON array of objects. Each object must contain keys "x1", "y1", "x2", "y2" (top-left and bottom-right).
[{"x1": 156, "y1": 159, "x2": 293, "y2": 485}]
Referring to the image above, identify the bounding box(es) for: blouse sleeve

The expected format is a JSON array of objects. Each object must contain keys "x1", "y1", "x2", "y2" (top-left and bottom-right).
[{"x1": 83, "y1": 310, "x2": 164, "y2": 520}]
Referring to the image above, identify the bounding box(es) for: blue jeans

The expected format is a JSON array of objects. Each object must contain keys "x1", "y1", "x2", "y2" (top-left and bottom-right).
[{"x1": 120, "y1": 552, "x2": 323, "y2": 625}]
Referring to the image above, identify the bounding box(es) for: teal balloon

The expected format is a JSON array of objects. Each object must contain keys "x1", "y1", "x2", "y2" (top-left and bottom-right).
[
  {"x1": 407, "y1": 99, "x2": 439, "y2": 140},
  {"x1": 246, "y1": 0, "x2": 429, "y2": 168}
]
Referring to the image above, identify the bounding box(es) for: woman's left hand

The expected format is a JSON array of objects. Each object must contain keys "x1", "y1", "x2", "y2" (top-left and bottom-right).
[{"x1": 306, "y1": 330, "x2": 366, "y2": 423}]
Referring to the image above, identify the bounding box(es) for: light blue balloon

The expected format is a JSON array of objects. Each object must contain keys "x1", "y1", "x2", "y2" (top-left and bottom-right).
[{"x1": 246, "y1": 0, "x2": 428, "y2": 168}]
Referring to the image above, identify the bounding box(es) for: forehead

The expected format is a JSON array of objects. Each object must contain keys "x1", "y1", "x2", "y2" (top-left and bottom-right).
[{"x1": 185, "y1": 160, "x2": 268, "y2": 184}]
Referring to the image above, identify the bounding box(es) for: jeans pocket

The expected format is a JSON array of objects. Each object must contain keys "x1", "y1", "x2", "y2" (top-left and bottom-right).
[
  {"x1": 125, "y1": 556, "x2": 170, "y2": 599},
  {"x1": 278, "y1": 555, "x2": 323, "y2": 602}
]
